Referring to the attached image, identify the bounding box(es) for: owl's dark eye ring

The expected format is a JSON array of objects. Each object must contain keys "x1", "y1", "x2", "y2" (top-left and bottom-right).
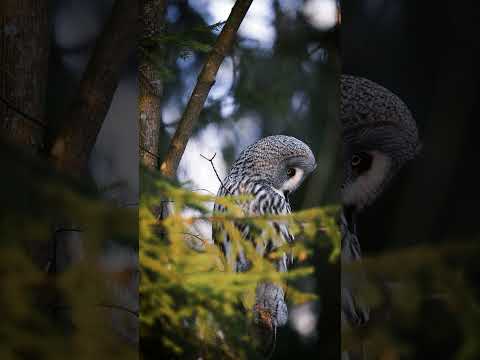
[
  {"x1": 351, "y1": 154, "x2": 362, "y2": 167},
  {"x1": 351, "y1": 152, "x2": 373, "y2": 174},
  {"x1": 287, "y1": 168, "x2": 296, "y2": 177}
]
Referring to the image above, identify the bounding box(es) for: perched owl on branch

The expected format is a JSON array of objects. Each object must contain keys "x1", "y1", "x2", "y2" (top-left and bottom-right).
[{"x1": 212, "y1": 135, "x2": 316, "y2": 350}]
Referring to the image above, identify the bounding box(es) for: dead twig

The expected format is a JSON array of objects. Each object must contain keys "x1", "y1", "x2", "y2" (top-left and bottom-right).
[
  {"x1": 200, "y1": 152, "x2": 230, "y2": 195},
  {"x1": 0, "y1": 95, "x2": 46, "y2": 129},
  {"x1": 191, "y1": 188, "x2": 216, "y2": 195},
  {"x1": 52, "y1": 303, "x2": 138, "y2": 317}
]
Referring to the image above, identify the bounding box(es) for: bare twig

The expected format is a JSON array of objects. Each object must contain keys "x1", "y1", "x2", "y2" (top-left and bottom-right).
[
  {"x1": 181, "y1": 232, "x2": 207, "y2": 244},
  {"x1": 200, "y1": 152, "x2": 230, "y2": 195},
  {"x1": 160, "y1": 0, "x2": 253, "y2": 179},
  {"x1": 266, "y1": 325, "x2": 277, "y2": 360},
  {"x1": 140, "y1": 144, "x2": 161, "y2": 162},
  {"x1": 96, "y1": 302, "x2": 139, "y2": 317},
  {"x1": 191, "y1": 188, "x2": 216, "y2": 195},
  {"x1": 121, "y1": 202, "x2": 139, "y2": 207},
  {"x1": 52, "y1": 303, "x2": 138, "y2": 317},
  {"x1": 0, "y1": 95, "x2": 46, "y2": 129},
  {"x1": 307, "y1": 43, "x2": 324, "y2": 57}
]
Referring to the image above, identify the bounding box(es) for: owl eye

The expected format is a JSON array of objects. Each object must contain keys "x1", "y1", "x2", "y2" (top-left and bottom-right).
[
  {"x1": 287, "y1": 168, "x2": 296, "y2": 177},
  {"x1": 351, "y1": 154, "x2": 362, "y2": 167},
  {"x1": 351, "y1": 152, "x2": 373, "y2": 174}
]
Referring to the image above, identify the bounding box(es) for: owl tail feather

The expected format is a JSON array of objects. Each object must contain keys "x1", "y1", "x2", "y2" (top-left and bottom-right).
[{"x1": 250, "y1": 282, "x2": 288, "y2": 358}]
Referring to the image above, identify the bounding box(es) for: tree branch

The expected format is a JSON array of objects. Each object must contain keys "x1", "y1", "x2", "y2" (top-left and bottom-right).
[
  {"x1": 48, "y1": 0, "x2": 137, "y2": 175},
  {"x1": 159, "y1": 0, "x2": 253, "y2": 179}
]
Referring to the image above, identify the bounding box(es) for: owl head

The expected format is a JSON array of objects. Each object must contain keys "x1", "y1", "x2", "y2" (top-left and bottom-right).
[
  {"x1": 340, "y1": 75, "x2": 420, "y2": 212},
  {"x1": 230, "y1": 135, "x2": 317, "y2": 197}
]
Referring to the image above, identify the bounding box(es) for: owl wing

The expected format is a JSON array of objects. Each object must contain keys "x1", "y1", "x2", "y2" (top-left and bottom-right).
[
  {"x1": 249, "y1": 185, "x2": 294, "y2": 272},
  {"x1": 213, "y1": 181, "x2": 295, "y2": 273},
  {"x1": 213, "y1": 181, "x2": 293, "y2": 331}
]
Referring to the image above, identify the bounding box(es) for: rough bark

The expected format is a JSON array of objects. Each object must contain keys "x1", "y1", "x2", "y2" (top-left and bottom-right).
[
  {"x1": 0, "y1": 0, "x2": 49, "y2": 151},
  {"x1": 0, "y1": 1, "x2": 50, "y2": 267},
  {"x1": 160, "y1": 0, "x2": 253, "y2": 179},
  {"x1": 139, "y1": 0, "x2": 166, "y2": 169},
  {"x1": 49, "y1": 0, "x2": 137, "y2": 176}
]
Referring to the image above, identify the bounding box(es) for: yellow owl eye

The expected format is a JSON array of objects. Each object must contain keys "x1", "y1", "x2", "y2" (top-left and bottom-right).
[{"x1": 287, "y1": 168, "x2": 296, "y2": 177}]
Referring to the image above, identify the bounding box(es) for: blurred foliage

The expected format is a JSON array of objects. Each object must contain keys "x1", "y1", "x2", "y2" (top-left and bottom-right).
[
  {"x1": 140, "y1": 18, "x2": 224, "y2": 81},
  {"x1": 139, "y1": 168, "x2": 340, "y2": 359},
  {"x1": 0, "y1": 141, "x2": 137, "y2": 359},
  {"x1": 343, "y1": 243, "x2": 480, "y2": 359}
]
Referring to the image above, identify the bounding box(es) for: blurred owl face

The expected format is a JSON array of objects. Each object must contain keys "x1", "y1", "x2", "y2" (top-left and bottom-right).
[
  {"x1": 339, "y1": 75, "x2": 420, "y2": 212},
  {"x1": 341, "y1": 148, "x2": 392, "y2": 211}
]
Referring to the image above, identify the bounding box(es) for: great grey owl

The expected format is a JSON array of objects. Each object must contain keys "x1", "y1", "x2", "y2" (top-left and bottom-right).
[
  {"x1": 340, "y1": 74, "x2": 420, "y2": 358},
  {"x1": 212, "y1": 135, "x2": 316, "y2": 343}
]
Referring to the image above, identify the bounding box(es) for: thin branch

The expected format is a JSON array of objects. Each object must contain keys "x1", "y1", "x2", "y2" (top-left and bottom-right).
[
  {"x1": 307, "y1": 43, "x2": 323, "y2": 57},
  {"x1": 181, "y1": 232, "x2": 207, "y2": 243},
  {"x1": 52, "y1": 303, "x2": 138, "y2": 317},
  {"x1": 160, "y1": 0, "x2": 253, "y2": 179},
  {"x1": 96, "y1": 302, "x2": 139, "y2": 317},
  {"x1": 181, "y1": 231, "x2": 210, "y2": 253},
  {"x1": 140, "y1": 144, "x2": 161, "y2": 162},
  {"x1": 0, "y1": 95, "x2": 46, "y2": 129},
  {"x1": 160, "y1": 213, "x2": 315, "y2": 225},
  {"x1": 121, "y1": 202, "x2": 139, "y2": 207},
  {"x1": 191, "y1": 188, "x2": 216, "y2": 195},
  {"x1": 200, "y1": 152, "x2": 230, "y2": 195},
  {"x1": 266, "y1": 325, "x2": 277, "y2": 360}
]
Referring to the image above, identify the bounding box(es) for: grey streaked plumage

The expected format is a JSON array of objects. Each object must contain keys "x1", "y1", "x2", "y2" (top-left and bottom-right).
[
  {"x1": 340, "y1": 75, "x2": 420, "y2": 359},
  {"x1": 340, "y1": 75, "x2": 420, "y2": 211},
  {"x1": 213, "y1": 135, "x2": 316, "y2": 333}
]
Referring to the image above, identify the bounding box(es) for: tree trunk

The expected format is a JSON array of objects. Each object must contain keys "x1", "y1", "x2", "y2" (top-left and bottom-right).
[
  {"x1": 0, "y1": 0, "x2": 49, "y2": 151},
  {"x1": 139, "y1": 0, "x2": 166, "y2": 170},
  {"x1": 49, "y1": 0, "x2": 137, "y2": 176},
  {"x1": 0, "y1": 1, "x2": 50, "y2": 267}
]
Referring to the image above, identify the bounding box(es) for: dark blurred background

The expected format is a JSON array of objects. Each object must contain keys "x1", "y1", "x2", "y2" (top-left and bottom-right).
[
  {"x1": 1, "y1": 1, "x2": 138, "y2": 358},
  {"x1": 48, "y1": 0, "x2": 138, "y2": 206},
  {"x1": 342, "y1": 0, "x2": 480, "y2": 253},
  {"x1": 342, "y1": 0, "x2": 480, "y2": 358}
]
